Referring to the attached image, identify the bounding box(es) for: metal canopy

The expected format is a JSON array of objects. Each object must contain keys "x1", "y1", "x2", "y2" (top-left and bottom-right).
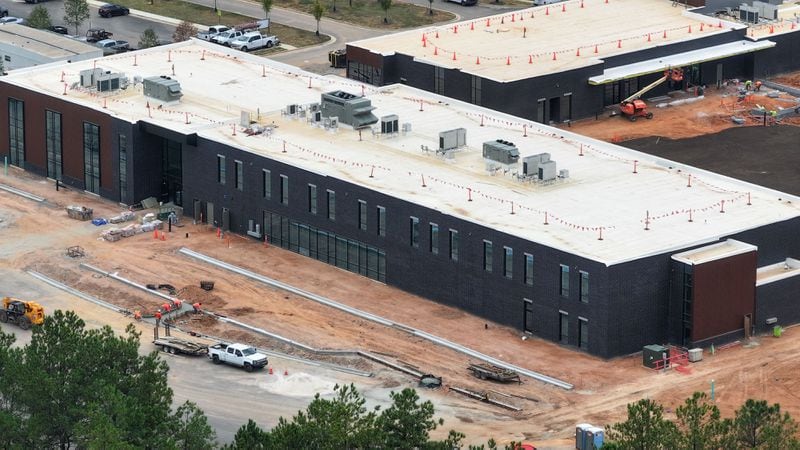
[{"x1": 588, "y1": 40, "x2": 776, "y2": 85}]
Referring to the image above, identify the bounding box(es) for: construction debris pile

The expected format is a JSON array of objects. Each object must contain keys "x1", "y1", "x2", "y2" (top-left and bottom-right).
[{"x1": 101, "y1": 212, "x2": 163, "y2": 242}]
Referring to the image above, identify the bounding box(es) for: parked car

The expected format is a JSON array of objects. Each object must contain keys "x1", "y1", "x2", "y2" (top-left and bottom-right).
[
  {"x1": 230, "y1": 33, "x2": 279, "y2": 52},
  {"x1": 445, "y1": 0, "x2": 477, "y2": 5},
  {"x1": 86, "y1": 28, "x2": 113, "y2": 43},
  {"x1": 95, "y1": 39, "x2": 130, "y2": 55},
  {"x1": 212, "y1": 29, "x2": 255, "y2": 46},
  {"x1": 49, "y1": 25, "x2": 69, "y2": 35},
  {"x1": 0, "y1": 6, "x2": 8, "y2": 17},
  {"x1": 98, "y1": 4, "x2": 130, "y2": 18},
  {"x1": 207, "y1": 343, "x2": 268, "y2": 372},
  {"x1": 196, "y1": 25, "x2": 230, "y2": 41},
  {"x1": 0, "y1": 17, "x2": 25, "y2": 25}
]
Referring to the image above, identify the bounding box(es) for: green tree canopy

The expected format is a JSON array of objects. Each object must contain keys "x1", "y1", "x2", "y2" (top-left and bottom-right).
[
  {"x1": 26, "y1": 5, "x2": 53, "y2": 30},
  {"x1": 63, "y1": 0, "x2": 90, "y2": 36},
  {"x1": 311, "y1": 0, "x2": 325, "y2": 37},
  {"x1": 260, "y1": 0, "x2": 273, "y2": 32},
  {"x1": 733, "y1": 399, "x2": 800, "y2": 448},
  {"x1": 674, "y1": 392, "x2": 725, "y2": 450},
  {"x1": 0, "y1": 310, "x2": 200, "y2": 449},
  {"x1": 139, "y1": 28, "x2": 160, "y2": 49},
  {"x1": 173, "y1": 400, "x2": 217, "y2": 450},
  {"x1": 605, "y1": 398, "x2": 678, "y2": 450}
]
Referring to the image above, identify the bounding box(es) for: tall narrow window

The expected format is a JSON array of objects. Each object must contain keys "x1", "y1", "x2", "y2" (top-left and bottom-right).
[
  {"x1": 434, "y1": 66, "x2": 445, "y2": 95},
  {"x1": 327, "y1": 190, "x2": 336, "y2": 221},
  {"x1": 449, "y1": 229, "x2": 459, "y2": 261},
  {"x1": 217, "y1": 155, "x2": 226, "y2": 185},
  {"x1": 523, "y1": 299, "x2": 534, "y2": 334},
  {"x1": 504, "y1": 247, "x2": 513, "y2": 279},
  {"x1": 580, "y1": 271, "x2": 590, "y2": 303},
  {"x1": 559, "y1": 311, "x2": 569, "y2": 344},
  {"x1": 83, "y1": 122, "x2": 100, "y2": 194},
  {"x1": 429, "y1": 223, "x2": 439, "y2": 254},
  {"x1": 8, "y1": 98, "x2": 25, "y2": 168},
  {"x1": 262, "y1": 169, "x2": 271, "y2": 199},
  {"x1": 470, "y1": 75, "x2": 482, "y2": 106},
  {"x1": 560, "y1": 264, "x2": 570, "y2": 298},
  {"x1": 118, "y1": 134, "x2": 127, "y2": 202},
  {"x1": 483, "y1": 240, "x2": 493, "y2": 272},
  {"x1": 358, "y1": 200, "x2": 367, "y2": 231},
  {"x1": 308, "y1": 184, "x2": 317, "y2": 214},
  {"x1": 524, "y1": 253, "x2": 534, "y2": 286},
  {"x1": 377, "y1": 206, "x2": 386, "y2": 237},
  {"x1": 46, "y1": 110, "x2": 62, "y2": 180},
  {"x1": 409, "y1": 217, "x2": 419, "y2": 248},
  {"x1": 280, "y1": 174, "x2": 288, "y2": 205},
  {"x1": 234, "y1": 160, "x2": 243, "y2": 191},
  {"x1": 579, "y1": 317, "x2": 589, "y2": 350}
]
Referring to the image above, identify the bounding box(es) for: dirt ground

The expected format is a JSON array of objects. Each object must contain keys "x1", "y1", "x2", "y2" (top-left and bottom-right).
[
  {"x1": 568, "y1": 80, "x2": 800, "y2": 143},
  {"x1": 3, "y1": 168, "x2": 800, "y2": 447}
]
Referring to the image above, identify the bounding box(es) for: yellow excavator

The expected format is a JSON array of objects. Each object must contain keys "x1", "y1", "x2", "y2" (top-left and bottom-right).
[{"x1": 0, "y1": 297, "x2": 45, "y2": 330}]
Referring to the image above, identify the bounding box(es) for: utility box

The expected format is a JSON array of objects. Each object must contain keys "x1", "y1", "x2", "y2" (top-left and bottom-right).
[
  {"x1": 143, "y1": 76, "x2": 183, "y2": 102},
  {"x1": 522, "y1": 153, "x2": 550, "y2": 176},
  {"x1": 80, "y1": 68, "x2": 104, "y2": 87},
  {"x1": 482, "y1": 140, "x2": 519, "y2": 165},
  {"x1": 439, "y1": 128, "x2": 466, "y2": 151},
  {"x1": 380, "y1": 115, "x2": 399, "y2": 134},
  {"x1": 538, "y1": 160, "x2": 557, "y2": 181},
  {"x1": 642, "y1": 344, "x2": 668, "y2": 369},
  {"x1": 688, "y1": 348, "x2": 703, "y2": 362}
]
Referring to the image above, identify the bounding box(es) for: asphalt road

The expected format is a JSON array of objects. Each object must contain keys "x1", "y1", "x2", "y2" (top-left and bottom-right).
[{"x1": 0, "y1": 0, "x2": 175, "y2": 48}]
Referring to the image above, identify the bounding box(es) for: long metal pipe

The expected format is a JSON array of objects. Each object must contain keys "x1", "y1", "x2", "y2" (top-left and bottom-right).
[
  {"x1": 179, "y1": 247, "x2": 573, "y2": 390},
  {"x1": 0, "y1": 183, "x2": 45, "y2": 202}
]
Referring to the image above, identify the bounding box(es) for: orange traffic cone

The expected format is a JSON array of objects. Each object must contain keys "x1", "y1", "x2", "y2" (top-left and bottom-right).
[
  {"x1": 153, "y1": 229, "x2": 158, "y2": 239},
  {"x1": 284, "y1": 369, "x2": 288, "y2": 376},
  {"x1": 269, "y1": 367, "x2": 274, "y2": 375}
]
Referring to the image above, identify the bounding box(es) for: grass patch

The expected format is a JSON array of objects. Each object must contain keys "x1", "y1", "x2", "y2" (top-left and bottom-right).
[
  {"x1": 275, "y1": 0, "x2": 456, "y2": 29},
  {"x1": 114, "y1": 0, "x2": 328, "y2": 48}
]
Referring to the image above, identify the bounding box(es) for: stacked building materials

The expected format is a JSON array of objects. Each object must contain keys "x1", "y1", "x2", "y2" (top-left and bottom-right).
[
  {"x1": 109, "y1": 211, "x2": 136, "y2": 224},
  {"x1": 66, "y1": 205, "x2": 93, "y2": 221},
  {"x1": 101, "y1": 220, "x2": 162, "y2": 242}
]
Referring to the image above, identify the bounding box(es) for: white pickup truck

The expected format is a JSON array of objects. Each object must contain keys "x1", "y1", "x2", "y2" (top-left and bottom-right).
[
  {"x1": 208, "y1": 342, "x2": 268, "y2": 372},
  {"x1": 196, "y1": 25, "x2": 231, "y2": 42},
  {"x1": 212, "y1": 29, "x2": 254, "y2": 46},
  {"x1": 230, "y1": 33, "x2": 279, "y2": 52}
]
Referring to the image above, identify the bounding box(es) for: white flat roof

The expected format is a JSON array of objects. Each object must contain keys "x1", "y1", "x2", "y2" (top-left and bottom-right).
[
  {"x1": 588, "y1": 40, "x2": 775, "y2": 84},
  {"x1": 3, "y1": 40, "x2": 800, "y2": 266},
  {"x1": 757, "y1": 258, "x2": 800, "y2": 286},
  {"x1": 0, "y1": 24, "x2": 100, "y2": 59},
  {"x1": 348, "y1": 0, "x2": 744, "y2": 82},
  {"x1": 671, "y1": 239, "x2": 757, "y2": 265}
]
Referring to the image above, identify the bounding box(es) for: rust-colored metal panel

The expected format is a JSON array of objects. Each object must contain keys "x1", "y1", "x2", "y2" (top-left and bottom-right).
[
  {"x1": 345, "y1": 45, "x2": 383, "y2": 68},
  {"x1": 0, "y1": 82, "x2": 113, "y2": 189},
  {"x1": 692, "y1": 250, "x2": 757, "y2": 341}
]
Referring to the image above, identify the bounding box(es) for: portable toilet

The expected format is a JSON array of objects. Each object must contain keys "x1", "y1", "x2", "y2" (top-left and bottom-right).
[
  {"x1": 575, "y1": 423, "x2": 592, "y2": 449},
  {"x1": 588, "y1": 426, "x2": 604, "y2": 449}
]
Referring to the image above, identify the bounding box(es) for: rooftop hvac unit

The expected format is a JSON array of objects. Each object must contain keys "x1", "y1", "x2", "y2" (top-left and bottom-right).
[
  {"x1": 143, "y1": 76, "x2": 183, "y2": 102},
  {"x1": 95, "y1": 72, "x2": 123, "y2": 92},
  {"x1": 522, "y1": 153, "x2": 550, "y2": 176},
  {"x1": 287, "y1": 104, "x2": 298, "y2": 115},
  {"x1": 380, "y1": 115, "x2": 399, "y2": 134},
  {"x1": 483, "y1": 140, "x2": 519, "y2": 165},
  {"x1": 402, "y1": 123, "x2": 412, "y2": 133},
  {"x1": 538, "y1": 160, "x2": 557, "y2": 181},
  {"x1": 439, "y1": 128, "x2": 466, "y2": 151},
  {"x1": 559, "y1": 169, "x2": 569, "y2": 179},
  {"x1": 320, "y1": 90, "x2": 377, "y2": 129},
  {"x1": 80, "y1": 68, "x2": 104, "y2": 88},
  {"x1": 308, "y1": 103, "x2": 320, "y2": 112}
]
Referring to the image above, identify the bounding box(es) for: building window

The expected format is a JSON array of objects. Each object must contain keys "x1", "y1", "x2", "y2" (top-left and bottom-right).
[
  {"x1": 559, "y1": 311, "x2": 569, "y2": 344},
  {"x1": 8, "y1": 98, "x2": 24, "y2": 168},
  {"x1": 83, "y1": 122, "x2": 100, "y2": 194},
  {"x1": 579, "y1": 317, "x2": 589, "y2": 350},
  {"x1": 217, "y1": 155, "x2": 226, "y2": 185},
  {"x1": 523, "y1": 298, "x2": 534, "y2": 334},
  {"x1": 410, "y1": 217, "x2": 419, "y2": 248},
  {"x1": 560, "y1": 264, "x2": 570, "y2": 298},
  {"x1": 524, "y1": 253, "x2": 534, "y2": 286},
  {"x1": 327, "y1": 190, "x2": 336, "y2": 221},
  {"x1": 358, "y1": 200, "x2": 367, "y2": 231},
  {"x1": 504, "y1": 247, "x2": 513, "y2": 279},
  {"x1": 262, "y1": 169, "x2": 271, "y2": 199},
  {"x1": 377, "y1": 206, "x2": 386, "y2": 237},
  {"x1": 234, "y1": 160, "x2": 243, "y2": 191},
  {"x1": 483, "y1": 240, "x2": 493, "y2": 272},
  {"x1": 308, "y1": 184, "x2": 317, "y2": 214},
  {"x1": 471, "y1": 75, "x2": 482, "y2": 106},
  {"x1": 449, "y1": 229, "x2": 459, "y2": 261},
  {"x1": 579, "y1": 271, "x2": 589, "y2": 303},
  {"x1": 280, "y1": 174, "x2": 288, "y2": 205},
  {"x1": 434, "y1": 66, "x2": 445, "y2": 95},
  {"x1": 118, "y1": 134, "x2": 127, "y2": 202},
  {"x1": 429, "y1": 223, "x2": 439, "y2": 254},
  {"x1": 46, "y1": 110, "x2": 62, "y2": 181}
]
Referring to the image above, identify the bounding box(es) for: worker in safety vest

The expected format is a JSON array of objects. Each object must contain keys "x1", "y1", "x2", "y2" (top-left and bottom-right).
[
  {"x1": 192, "y1": 302, "x2": 202, "y2": 314},
  {"x1": 755, "y1": 80, "x2": 762, "y2": 92},
  {"x1": 154, "y1": 310, "x2": 162, "y2": 321},
  {"x1": 744, "y1": 80, "x2": 753, "y2": 90},
  {"x1": 162, "y1": 302, "x2": 172, "y2": 313},
  {"x1": 133, "y1": 310, "x2": 142, "y2": 321},
  {"x1": 173, "y1": 299, "x2": 182, "y2": 309}
]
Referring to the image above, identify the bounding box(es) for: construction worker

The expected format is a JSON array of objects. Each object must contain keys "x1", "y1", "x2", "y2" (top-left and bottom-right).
[
  {"x1": 154, "y1": 310, "x2": 162, "y2": 321},
  {"x1": 745, "y1": 80, "x2": 753, "y2": 90},
  {"x1": 192, "y1": 302, "x2": 202, "y2": 314},
  {"x1": 162, "y1": 302, "x2": 172, "y2": 313},
  {"x1": 755, "y1": 80, "x2": 763, "y2": 92},
  {"x1": 173, "y1": 299, "x2": 182, "y2": 310},
  {"x1": 133, "y1": 310, "x2": 142, "y2": 321}
]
